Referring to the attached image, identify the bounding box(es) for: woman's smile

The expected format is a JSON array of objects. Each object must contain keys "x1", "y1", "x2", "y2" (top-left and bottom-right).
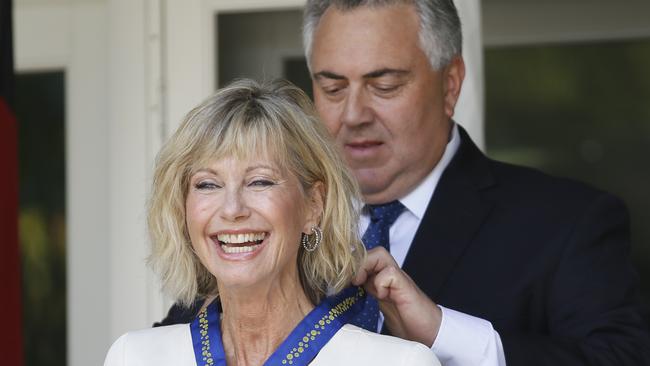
[{"x1": 213, "y1": 231, "x2": 267, "y2": 257}]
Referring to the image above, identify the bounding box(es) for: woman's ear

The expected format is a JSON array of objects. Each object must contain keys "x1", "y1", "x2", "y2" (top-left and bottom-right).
[{"x1": 304, "y1": 181, "x2": 325, "y2": 231}]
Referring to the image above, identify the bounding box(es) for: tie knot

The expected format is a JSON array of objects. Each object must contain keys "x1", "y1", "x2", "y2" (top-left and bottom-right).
[{"x1": 366, "y1": 200, "x2": 405, "y2": 226}]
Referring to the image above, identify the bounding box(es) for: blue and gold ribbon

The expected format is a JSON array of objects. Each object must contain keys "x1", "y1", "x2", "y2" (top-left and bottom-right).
[
  {"x1": 190, "y1": 297, "x2": 225, "y2": 366},
  {"x1": 190, "y1": 287, "x2": 366, "y2": 366}
]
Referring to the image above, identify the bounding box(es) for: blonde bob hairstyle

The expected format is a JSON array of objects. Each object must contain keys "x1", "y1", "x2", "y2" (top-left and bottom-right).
[{"x1": 148, "y1": 78, "x2": 364, "y2": 306}]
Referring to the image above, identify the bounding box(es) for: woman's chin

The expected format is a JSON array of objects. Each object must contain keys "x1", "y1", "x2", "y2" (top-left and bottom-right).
[{"x1": 216, "y1": 272, "x2": 272, "y2": 293}]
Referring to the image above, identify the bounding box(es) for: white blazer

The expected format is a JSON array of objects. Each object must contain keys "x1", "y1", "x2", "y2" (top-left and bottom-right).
[{"x1": 104, "y1": 323, "x2": 440, "y2": 366}]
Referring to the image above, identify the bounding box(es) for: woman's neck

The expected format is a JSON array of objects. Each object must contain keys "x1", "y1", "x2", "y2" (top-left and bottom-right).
[{"x1": 218, "y1": 279, "x2": 314, "y2": 366}]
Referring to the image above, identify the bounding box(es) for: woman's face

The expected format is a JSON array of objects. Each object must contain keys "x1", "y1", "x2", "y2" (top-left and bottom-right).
[{"x1": 185, "y1": 153, "x2": 320, "y2": 292}]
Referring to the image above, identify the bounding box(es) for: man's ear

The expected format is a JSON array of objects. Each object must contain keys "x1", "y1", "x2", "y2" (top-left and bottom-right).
[
  {"x1": 304, "y1": 181, "x2": 325, "y2": 231},
  {"x1": 443, "y1": 56, "x2": 466, "y2": 119}
]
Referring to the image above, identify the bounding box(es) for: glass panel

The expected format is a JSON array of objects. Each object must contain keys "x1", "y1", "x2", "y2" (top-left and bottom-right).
[
  {"x1": 485, "y1": 40, "x2": 650, "y2": 305},
  {"x1": 16, "y1": 71, "x2": 66, "y2": 366},
  {"x1": 216, "y1": 9, "x2": 312, "y2": 97}
]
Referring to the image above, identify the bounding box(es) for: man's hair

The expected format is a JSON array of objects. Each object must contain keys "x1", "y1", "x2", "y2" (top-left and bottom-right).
[
  {"x1": 147, "y1": 78, "x2": 364, "y2": 306},
  {"x1": 303, "y1": 0, "x2": 462, "y2": 71}
]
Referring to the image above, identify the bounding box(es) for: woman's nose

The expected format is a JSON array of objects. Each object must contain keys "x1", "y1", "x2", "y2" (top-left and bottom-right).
[{"x1": 219, "y1": 188, "x2": 250, "y2": 221}]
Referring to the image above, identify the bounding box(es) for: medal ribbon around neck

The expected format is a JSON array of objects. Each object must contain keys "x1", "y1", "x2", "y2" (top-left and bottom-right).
[{"x1": 190, "y1": 286, "x2": 366, "y2": 366}]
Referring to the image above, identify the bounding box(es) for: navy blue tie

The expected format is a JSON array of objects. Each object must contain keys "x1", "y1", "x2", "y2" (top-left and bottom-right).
[{"x1": 350, "y1": 200, "x2": 405, "y2": 331}]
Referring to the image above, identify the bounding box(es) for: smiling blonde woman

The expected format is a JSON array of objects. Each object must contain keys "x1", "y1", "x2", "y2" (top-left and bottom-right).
[{"x1": 104, "y1": 79, "x2": 440, "y2": 366}]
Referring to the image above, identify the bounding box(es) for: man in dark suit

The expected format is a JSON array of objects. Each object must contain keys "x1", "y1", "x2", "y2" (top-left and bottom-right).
[{"x1": 159, "y1": 0, "x2": 650, "y2": 364}]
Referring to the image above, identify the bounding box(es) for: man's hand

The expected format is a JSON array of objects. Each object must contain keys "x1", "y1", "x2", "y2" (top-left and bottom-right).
[{"x1": 352, "y1": 247, "x2": 443, "y2": 347}]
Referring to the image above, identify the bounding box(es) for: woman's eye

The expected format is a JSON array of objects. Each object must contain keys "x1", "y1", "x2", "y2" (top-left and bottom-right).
[
  {"x1": 249, "y1": 179, "x2": 275, "y2": 187},
  {"x1": 195, "y1": 181, "x2": 219, "y2": 190}
]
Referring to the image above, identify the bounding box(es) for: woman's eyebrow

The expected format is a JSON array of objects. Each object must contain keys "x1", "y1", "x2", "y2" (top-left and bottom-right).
[
  {"x1": 193, "y1": 168, "x2": 217, "y2": 175},
  {"x1": 245, "y1": 164, "x2": 279, "y2": 173}
]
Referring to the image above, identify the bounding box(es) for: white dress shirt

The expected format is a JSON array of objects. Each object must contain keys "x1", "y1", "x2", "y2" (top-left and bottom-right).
[{"x1": 359, "y1": 124, "x2": 506, "y2": 366}]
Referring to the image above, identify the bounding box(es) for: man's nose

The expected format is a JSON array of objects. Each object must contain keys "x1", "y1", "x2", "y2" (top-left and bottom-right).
[
  {"x1": 219, "y1": 188, "x2": 250, "y2": 222},
  {"x1": 340, "y1": 87, "x2": 373, "y2": 127}
]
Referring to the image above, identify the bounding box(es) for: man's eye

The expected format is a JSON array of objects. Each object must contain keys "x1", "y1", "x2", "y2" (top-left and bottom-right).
[
  {"x1": 195, "y1": 181, "x2": 219, "y2": 190},
  {"x1": 249, "y1": 179, "x2": 275, "y2": 187},
  {"x1": 323, "y1": 86, "x2": 342, "y2": 95},
  {"x1": 320, "y1": 82, "x2": 346, "y2": 96},
  {"x1": 374, "y1": 84, "x2": 400, "y2": 94}
]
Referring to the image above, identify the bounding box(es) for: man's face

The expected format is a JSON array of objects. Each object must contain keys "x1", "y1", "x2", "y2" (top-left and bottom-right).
[{"x1": 310, "y1": 4, "x2": 464, "y2": 204}]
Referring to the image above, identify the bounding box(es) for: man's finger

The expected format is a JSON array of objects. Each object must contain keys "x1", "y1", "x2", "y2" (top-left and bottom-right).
[
  {"x1": 373, "y1": 264, "x2": 404, "y2": 299},
  {"x1": 352, "y1": 247, "x2": 397, "y2": 286}
]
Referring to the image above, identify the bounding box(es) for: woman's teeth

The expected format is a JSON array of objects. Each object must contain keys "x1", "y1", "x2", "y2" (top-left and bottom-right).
[
  {"x1": 222, "y1": 244, "x2": 260, "y2": 254},
  {"x1": 217, "y1": 232, "x2": 266, "y2": 244},
  {"x1": 216, "y1": 232, "x2": 266, "y2": 254}
]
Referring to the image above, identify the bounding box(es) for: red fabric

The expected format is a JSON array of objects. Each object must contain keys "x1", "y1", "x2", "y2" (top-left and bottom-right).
[{"x1": 0, "y1": 97, "x2": 23, "y2": 366}]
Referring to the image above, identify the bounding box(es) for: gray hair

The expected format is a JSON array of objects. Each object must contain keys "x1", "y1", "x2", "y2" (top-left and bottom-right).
[{"x1": 302, "y1": 0, "x2": 462, "y2": 71}]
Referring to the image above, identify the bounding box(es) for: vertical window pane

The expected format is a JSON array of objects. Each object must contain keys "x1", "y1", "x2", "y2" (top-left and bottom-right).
[
  {"x1": 485, "y1": 40, "x2": 650, "y2": 305},
  {"x1": 16, "y1": 71, "x2": 66, "y2": 366},
  {"x1": 216, "y1": 10, "x2": 311, "y2": 97}
]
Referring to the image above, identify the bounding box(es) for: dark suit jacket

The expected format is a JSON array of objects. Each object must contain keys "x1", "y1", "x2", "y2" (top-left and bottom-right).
[{"x1": 157, "y1": 126, "x2": 650, "y2": 364}]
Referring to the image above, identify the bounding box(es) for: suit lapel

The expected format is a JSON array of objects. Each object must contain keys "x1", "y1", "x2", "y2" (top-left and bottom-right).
[{"x1": 401, "y1": 126, "x2": 495, "y2": 301}]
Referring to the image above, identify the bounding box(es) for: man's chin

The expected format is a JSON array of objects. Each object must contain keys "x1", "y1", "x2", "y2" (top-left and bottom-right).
[
  {"x1": 356, "y1": 169, "x2": 417, "y2": 204},
  {"x1": 357, "y1": 175, "x2": 393, "y2": 203}
]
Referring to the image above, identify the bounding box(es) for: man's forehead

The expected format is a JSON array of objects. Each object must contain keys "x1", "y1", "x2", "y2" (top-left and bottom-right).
[{"x1": 310, "y1": 4, "x2": 421, "y2": 76}]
